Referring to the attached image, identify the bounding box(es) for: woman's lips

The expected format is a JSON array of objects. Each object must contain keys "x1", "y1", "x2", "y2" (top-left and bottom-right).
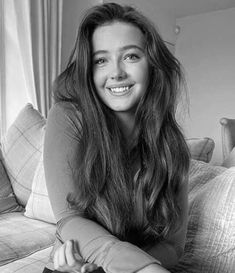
[{"x1": 107, "y1": 84, "x2": 134, "y2": 95}]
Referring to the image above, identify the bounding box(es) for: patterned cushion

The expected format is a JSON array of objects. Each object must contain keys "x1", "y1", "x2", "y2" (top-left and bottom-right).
[
  {"x1": 1, "y1": 104, "x2": 46, "y2": 206},
  {"x1": 0, "y1": 212, "x2": 56, "y2": 266},
  {"x1": 186, "y1": 137, "x2": 215, "y2": 163},
  {"x1": 0, "y1": 147, "x2": 22, "y2": 214},
  {"x1": 25, "y1": 154, "x2": 56, "y2": 224}
]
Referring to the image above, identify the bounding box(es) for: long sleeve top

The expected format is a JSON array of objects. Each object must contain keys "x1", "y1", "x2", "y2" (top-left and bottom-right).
[{"x1": 43, "y1": 101, "x2": 161, "y2": 273}]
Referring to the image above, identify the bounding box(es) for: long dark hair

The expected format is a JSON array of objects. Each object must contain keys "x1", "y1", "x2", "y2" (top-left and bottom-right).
[{"x1": 53, "y1": 3, "x2": 190, "y2": 247}]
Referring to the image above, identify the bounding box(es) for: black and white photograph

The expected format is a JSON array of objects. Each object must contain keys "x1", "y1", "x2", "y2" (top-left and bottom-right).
[{"x1": 0, "y1": 1, "x2": 235, "y2": 273}]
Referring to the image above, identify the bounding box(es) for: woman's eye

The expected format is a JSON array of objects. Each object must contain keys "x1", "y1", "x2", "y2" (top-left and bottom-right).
[
  {"x1": 94, "y1": 58, "x2": 106, "y2": 65},
  {"x1": 124, "y1": 54, "x2": 140, "y2": 61}
]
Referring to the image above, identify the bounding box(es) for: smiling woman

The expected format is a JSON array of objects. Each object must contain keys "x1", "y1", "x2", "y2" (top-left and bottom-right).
[{"x1": 43, "y1": 3, "x2": 190, "y2": 273}]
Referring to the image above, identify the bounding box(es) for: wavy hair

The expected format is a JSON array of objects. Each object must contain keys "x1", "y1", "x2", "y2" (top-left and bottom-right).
[{"x1": 53, "y1": 3, "x2": 190, "y2": 247}]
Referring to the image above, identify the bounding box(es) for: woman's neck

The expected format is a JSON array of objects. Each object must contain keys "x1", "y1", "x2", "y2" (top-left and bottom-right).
[{"x1": 115, "y1": 111, "x2": 136, "y2": 145}]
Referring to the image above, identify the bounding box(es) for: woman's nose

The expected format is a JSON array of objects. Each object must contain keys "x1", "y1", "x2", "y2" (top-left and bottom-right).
[{"x1": 110, "y1": 61, "x2": 127, "y2": 80}]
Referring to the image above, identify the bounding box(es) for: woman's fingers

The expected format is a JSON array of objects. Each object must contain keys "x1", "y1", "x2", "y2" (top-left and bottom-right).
[
  {"x1": 65, "y1": 240, "x2": 79, "y2": 267},
  {"x1": 54, "y1": 240, "x2": 84, "y2": 272},
  {"x1": 53, "y1": 240, "x2": 99, "y2": 272},
  {"x1": 81, "y1": 263, "x2": 98, "y2": 273}
]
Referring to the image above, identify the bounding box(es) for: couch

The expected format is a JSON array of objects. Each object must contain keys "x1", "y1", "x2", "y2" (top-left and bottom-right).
[{"x1": 0, "y1": 104, "x2": 234, "y2": 273}]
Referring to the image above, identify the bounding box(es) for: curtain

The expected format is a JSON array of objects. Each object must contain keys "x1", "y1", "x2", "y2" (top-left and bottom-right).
[
  {"x1": 0, "y1": 0, "x2": 6, "y2": 137},
  {"x1": 30, "y1": 0, "x2": 63, "y2": 117},
  {"x1": 0, "y1": 0, "x2": 62, "y2": 138}
]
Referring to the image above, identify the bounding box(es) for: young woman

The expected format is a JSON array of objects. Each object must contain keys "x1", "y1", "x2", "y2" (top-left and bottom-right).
[{"x1": 43, "y1": 3, "x2": 190, "y2": 273}]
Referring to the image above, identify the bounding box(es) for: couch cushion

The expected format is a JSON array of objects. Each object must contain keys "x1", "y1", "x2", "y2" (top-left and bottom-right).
[
  {"x1": 0, "y1": 147, "x2": 22, "y2": 214},
  {"x1": 25, "y1": 154, "x2": 56, "y2": 224},
  {"x1": 186, "y1": 137, "x2": 215, "y2": 163},
  {"x1": 0, "y1": 212, "x2": 55, "y2": 266},
  {"x1": 0, "y1": 246, "x2": 53, "y2": 273},
  {"x1": 172, "y1": 160, "x2": 235, "y2": 273},
  {"x1": 1, "y1": 104, "x2": 46, "y2": 206}
]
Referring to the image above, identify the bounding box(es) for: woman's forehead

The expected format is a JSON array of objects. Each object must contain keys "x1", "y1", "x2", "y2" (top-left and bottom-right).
[{"x1": 92, "y1": 21, "x2": 145, "y2": 52}]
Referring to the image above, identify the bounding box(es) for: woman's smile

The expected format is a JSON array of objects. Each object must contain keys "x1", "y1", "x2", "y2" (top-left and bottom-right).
[{"x1": 106, "y1": 84, "x2": 135, "y2": 95}]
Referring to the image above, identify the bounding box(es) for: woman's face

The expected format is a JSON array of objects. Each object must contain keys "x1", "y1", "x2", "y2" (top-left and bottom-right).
[{"x1": 92, "y1": 21, "x2": 149, "y2": 113}]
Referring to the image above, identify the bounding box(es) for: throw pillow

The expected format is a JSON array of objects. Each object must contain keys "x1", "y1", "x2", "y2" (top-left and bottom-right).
[
  {"x1": 1, "y1": 103, "x2": 46, "y2": 206},
  {"x1": 186, "y1": 137, "x2": 215, "y2": 163},
  {"x1": 0, "y1": 146, "x2": 23, "y2": 213},
  {"x1": 172, "y1": 160, "x2": 235, "y2": 273},
  {"x1": 25, "y1": 154, "x2": 56, "y2": 224}
]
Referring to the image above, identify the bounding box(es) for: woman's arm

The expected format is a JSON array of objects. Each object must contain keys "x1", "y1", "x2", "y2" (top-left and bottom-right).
[
  {"x1": 53, "y1": 240, "x2": 170, "y2": 273},
  {"x1": 44, "y1": 102, "x2": 160, "y2": 273},
  {"x1": 144, "y1": 178, "x2": 189, "y2": 269}
]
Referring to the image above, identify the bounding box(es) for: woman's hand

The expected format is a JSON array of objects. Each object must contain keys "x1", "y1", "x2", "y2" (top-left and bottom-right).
[{"x1": 54, "y1": 240, "x2": 99, "y2": 273}]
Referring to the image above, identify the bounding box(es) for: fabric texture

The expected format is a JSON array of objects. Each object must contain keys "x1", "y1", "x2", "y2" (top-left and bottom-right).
[
  {"x1": 0, "y1": 246, "x2": 53, "y2": 273},
  {"x1": 0, "y1": 212, "x2": 56, "y2": 267},
  {"x1": 0, "y1": 146, "x2": 22, "y2": 214},
  {"x1": 172, "y1": 160, "x2": 235, "y2": 273},
  {"x1": 25, "y1": 153, "x2": 56, "y2": 224},
  {"x1": 186, "y1": 137, "x2": 215, "y2": 163},
  {"x1": 1, "y1": 103, "x2": 46, "y2": 206}
]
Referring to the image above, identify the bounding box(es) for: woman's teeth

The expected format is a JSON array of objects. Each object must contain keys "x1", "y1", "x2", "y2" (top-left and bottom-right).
[{"x1": 110, "y1": 86, "x2": 130, "y2": 93}]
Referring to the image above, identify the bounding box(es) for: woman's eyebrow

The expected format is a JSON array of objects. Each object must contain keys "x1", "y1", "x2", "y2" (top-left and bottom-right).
[
  {"x1": 92, "y1": 50, "x2": 108, "y2": 57},
  {"x1": 120, "y1": 45, "x2": 144, "y2": 52},
  {"x1": 92, "y1": 45, "x2": 144, "y2": 57}
]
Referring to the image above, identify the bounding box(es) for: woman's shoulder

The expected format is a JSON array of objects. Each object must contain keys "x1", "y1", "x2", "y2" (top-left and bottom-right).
[
  {"x1": 47, "y1": 101, "x2": 83, "y2": 133},
  {"x1": 49, "y1": 101, "x2": 82, "y2": 121},
  {"x1": 51, "y1": 101, "x2": 79, "y2": 114}
]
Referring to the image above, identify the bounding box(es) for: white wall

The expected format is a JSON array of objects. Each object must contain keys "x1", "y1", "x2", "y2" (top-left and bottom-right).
[{"x1": 175, "y1": 8, "x2": 235, "y2": 165}]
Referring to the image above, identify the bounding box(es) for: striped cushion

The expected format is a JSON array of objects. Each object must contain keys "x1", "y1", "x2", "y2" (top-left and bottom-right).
[
  {"x1": 25, "y1": 154, "x2": 56, "y2": 224},
  {"x1": 0, "y1": 147, "x2": 22, "y2": 214},
  {"x1": 1, "y1": 104, "x2": 46, "y2": 206},
  {"x1": 0, "y1": 212, "x2": 55, "y2": 266}
]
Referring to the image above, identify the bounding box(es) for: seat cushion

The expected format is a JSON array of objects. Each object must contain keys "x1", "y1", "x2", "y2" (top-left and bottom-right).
[
  {"x1": 0, "y1": 212, "x2": 56, "y2": 266},
  {"x1": 0, "y1": 246, "x2": 53, "y2": 273}
]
